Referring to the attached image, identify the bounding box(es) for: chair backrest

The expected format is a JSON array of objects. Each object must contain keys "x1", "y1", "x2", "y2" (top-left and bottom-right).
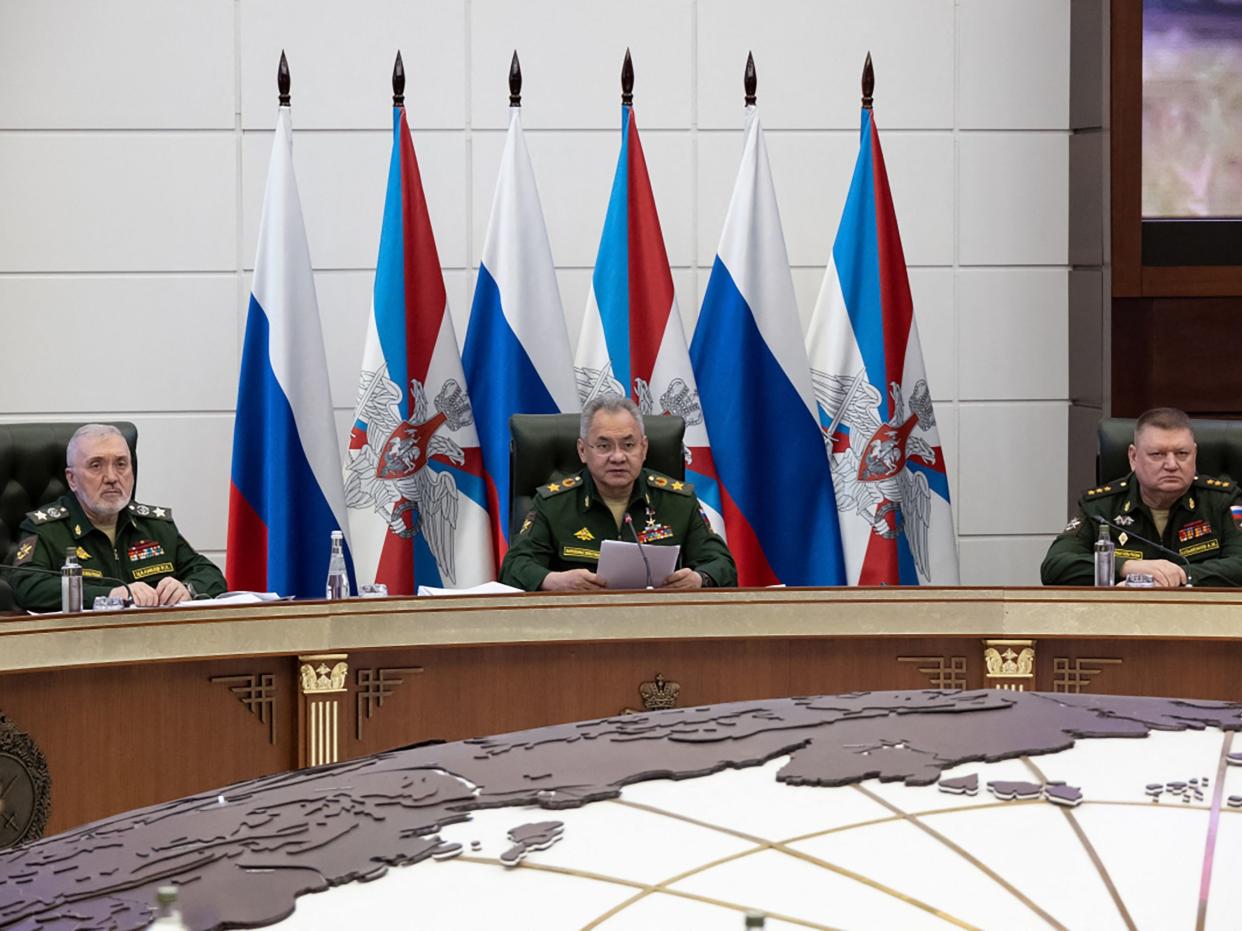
[
  {"x1": 508, "y1": 413, "x2": 685, "y2": 538},
  {"x1": 1097, "y1": 417, "x2": 1242, "y2": 484},
  {"x1": 0, "y1": 421, "x2": 139, "y2": 566}
]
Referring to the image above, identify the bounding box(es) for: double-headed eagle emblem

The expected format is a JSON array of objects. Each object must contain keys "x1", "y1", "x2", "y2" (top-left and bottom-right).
[
  {"x1": 345, "y1": 364, "x2": 472, "y2": 584},
  {"x1": 811, "y1": 370, "x2": 938, "y2": 579}
]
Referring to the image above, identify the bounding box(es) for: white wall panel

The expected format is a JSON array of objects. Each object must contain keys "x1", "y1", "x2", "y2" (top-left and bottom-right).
[
  {"x1": 958, "y1": 536, "x2": 1054, "y2": 586},
  {"x1": 957, "y1": 402, "x2": 1068, "y2": 534},
  {"x1": 0, "y1": 0, "x2": 235, "y2": 129},
  {"x1": 311, "y1": 271, "x2": 373, "y2": 409},
  {"x1": 127, "y1": 414, "x2": 236, "y2": 554},
  {"x1": 0, "y1": 276, "x2": 238, "y2": 413},
  {"x1": 958, "y1": 269, "x2": 1068, "y2": 400},
  {"x1": 0, "y1": 134, "x2": 237, "y2": 273},
  {"x1": 958, "y1": 0, "x2": 1070, "y2": 130},
  {"x1": 240, "y1": 0, "x2": 467, "y2": 130},
  {"x1": 959, "y1": 132, "x2": 1068, "y2": 266},
  {"x1": 241, "y1": 130, "x2": 468, "y2": 271},
  {"x1": 470, "y1": 0, "x2": 693, "y2": 130},
  {"x1": 697, "y1": 0, "x2": 955, "y2": 130},
  {"x1": 909, "y1": 268, "x2": 957, "y2": 405}
]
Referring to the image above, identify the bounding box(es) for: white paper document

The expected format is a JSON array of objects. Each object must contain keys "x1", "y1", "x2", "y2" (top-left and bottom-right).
[
  {"x1": 597, "y1": 539, "x2": 680, "y2": 590},
  {"x1": 417, "y1": 581, "x2": 523, "y2": 597}
]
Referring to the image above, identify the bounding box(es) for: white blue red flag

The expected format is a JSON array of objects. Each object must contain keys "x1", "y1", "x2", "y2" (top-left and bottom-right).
[
  {"x1": 574, "y1": 105, "x2": 726, "y2": 538},
  {"x1": 227, "y1": 106, "x2": 351, "y2": 597},
  {"x1": 343, "y1": 107, "x2": 493, "y2": 592},
  {"x1": 807, "y1": 107, "x2": 959, "y2": 585},
  {"x1": 691, "y1": 107, "x2": 846, "y2": 587},
  {"x1": 463, "y1": 106, "x2": 578, "y2": 564}
]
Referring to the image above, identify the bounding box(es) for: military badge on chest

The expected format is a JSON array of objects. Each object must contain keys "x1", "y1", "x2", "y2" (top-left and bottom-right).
[
  {"x1": 1178, "y1": 520, "x2": 1212, "y2": 543},
  {"x1": 637, "y1": 507, "x2": 674, "y2": 544},
  {"x1": 128, "y1": 540, "x2": 165, "y2": 562}
]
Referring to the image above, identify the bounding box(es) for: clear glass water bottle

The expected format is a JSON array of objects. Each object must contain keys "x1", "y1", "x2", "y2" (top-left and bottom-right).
[
  {"x1": 150, "y1": 885, "x2": 189, "y2": 928},
  {"x1": 1093, "y1": 522, "x2": 1115, "y2": 587},
  {"x1": 325, "y1": 530, "x2": 350, "y2": 600},
  {"x1": 61, "y1": 546, "x2": 83, "y2": 613}
]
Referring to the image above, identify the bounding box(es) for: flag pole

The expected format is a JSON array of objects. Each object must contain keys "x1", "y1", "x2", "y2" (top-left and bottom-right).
[
  {"x1": 277, "y1": 50, "x2": 290, "y2": 106},
  {"x1": 744, "y1": 51, "x2": 756, "y2": 106},
  {"x1": 861, "y1": 51, "x2": 874, "y2": 110},
  {"x1": 621, "y1": 48, "x2": 634, "y2": 106},
  {"x1": 392, "y1": 50, "x2": 405, "y2": 108}
]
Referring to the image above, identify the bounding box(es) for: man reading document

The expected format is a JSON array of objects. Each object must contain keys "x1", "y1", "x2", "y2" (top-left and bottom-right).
[{"x1": 499, "y1": 397, "x2": 736, "y2": 592}]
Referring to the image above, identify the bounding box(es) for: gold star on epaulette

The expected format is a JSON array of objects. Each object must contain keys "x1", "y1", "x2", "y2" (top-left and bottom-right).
[
  {"x1": 547, "y1": 482, "x2": 560, "y2": 493},
  {"x1": 671, "y1": 481, "x2": 684, "y2": 491}
]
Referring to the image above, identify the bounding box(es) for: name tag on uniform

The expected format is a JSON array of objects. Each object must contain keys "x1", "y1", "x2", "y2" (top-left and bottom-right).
[
  {"x1": 561, "y1": 546, "x2": 600, "y2": 562},
  {"x1": 1179, "y1": 540, "x2": 1219, "y2": 558},
  {"x1": 1114, "y1": 548, "x2": 1144, "y2": 561},
  {"x1": 132, "y1": 561, "x2": 175, "y2": 580}
]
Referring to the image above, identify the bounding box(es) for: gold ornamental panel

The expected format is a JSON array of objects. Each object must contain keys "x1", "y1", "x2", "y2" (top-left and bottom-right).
[
  {"x1": 983, "y1": 640, "x2": 1035, "y2": 692},
  {"x1": 298, "y1": 654, "x2": 348, "y2": 694}
]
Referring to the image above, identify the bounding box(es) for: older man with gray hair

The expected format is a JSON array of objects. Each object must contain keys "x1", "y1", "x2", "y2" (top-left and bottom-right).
[
  {"x1": 499, "y1": 396, "x2": 737, "y2": 591},
  {"x1": 12, "y1": 424, "x2": 226, "y2": 610}
]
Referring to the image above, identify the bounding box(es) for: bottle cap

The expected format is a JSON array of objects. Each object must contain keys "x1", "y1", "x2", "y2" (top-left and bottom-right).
[{"x1": 156, "y1": 885, "x2": 178, "y2": 905}]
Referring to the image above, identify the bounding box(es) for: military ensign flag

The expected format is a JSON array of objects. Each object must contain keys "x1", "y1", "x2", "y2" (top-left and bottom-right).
[
  {"x1": 227, "y1": 104, "x2": 351, "y2": 598},
  {"x1": 692, "y1": 105, "x2": 845, "y2": 587},
  {"x1": 344, "y1": 105, "x2": 493, "y2": 593},
  {"x1": 463, "y1": 103, "x2": 578, "y2": 565},
  {"x1": 807, "y1": 105, "x2": 959, "y2": 585},
  {"x1": 573, "y1": 102, "x2": 727, "y2": 538}
]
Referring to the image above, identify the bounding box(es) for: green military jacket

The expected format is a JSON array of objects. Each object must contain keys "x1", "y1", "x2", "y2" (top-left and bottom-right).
[
  {"x1": 499, "y1": 468, "x2": 737, "y2": 592},
  {"x1": 1041, "y1": 473, "x2": 1242, "y2": 587},
  {"x1": 12, "y1": 492, "x2": 227, "y2": 611}
]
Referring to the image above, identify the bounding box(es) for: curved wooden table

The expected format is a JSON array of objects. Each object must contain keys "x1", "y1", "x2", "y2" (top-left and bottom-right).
[{"x1": 3, "y1": 586, "x2": 1242, "y2": 836}]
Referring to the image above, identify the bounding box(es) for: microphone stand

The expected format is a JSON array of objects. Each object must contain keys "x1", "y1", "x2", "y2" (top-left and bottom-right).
[
  {"x1": 1093, "y1": 515, "x2": 1194, "y2": 587},
  {"x1": 623, "y1": 514, "x2": 654, "y2": 590}
]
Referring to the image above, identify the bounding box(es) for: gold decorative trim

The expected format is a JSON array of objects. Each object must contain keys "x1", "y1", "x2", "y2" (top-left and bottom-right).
[
  {"x1": 639, "y1": 673, "x2": 680, "y2": 710},
  {"x1": 1052, "y1": 657, "x2": 1122, "y2": 693},
  {"x1": 983, "y1": 639, "x2": 1035, "y2": 692},
  {"x1": 298, "y1": 654, "x2": 348, "y2": 694},
  {"x1": 897, "y1": 655, "x2": 967, "y2": 690},
  {"x1": 306, "y1": 697, "x2": 339, "y2": 767},
  {"x1": 355, "y1": 666, "x2": 424, "y2": 740},
  {"x1": 210, "y1": 673, "x2": 276, "y2": 743}
]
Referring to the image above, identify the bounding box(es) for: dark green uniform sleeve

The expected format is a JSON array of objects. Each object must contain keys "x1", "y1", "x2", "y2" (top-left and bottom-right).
[
  {"x1": 1187, "y1": 494, "x2": 1242, "y2": 587},
  {"x1": 12, "y1": 521, "x2": 113, "y2": 612},
  {"x1": 1040, "y1": 511, "x2": 1098, "y2": 586},
  {"x1": 172, "y1": 531, "x2": 227, "y2": 597},
  {"x1": 498, "y1": 504, "x2": 557, "y2": 592},
  {"x1": 681, "y1": 502, "x2": 737, "y2": 587}
]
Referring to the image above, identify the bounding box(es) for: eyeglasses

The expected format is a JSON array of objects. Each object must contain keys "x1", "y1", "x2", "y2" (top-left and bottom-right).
[{"x1": 586, "y1": 439, "x2": 640, "y2": 455}]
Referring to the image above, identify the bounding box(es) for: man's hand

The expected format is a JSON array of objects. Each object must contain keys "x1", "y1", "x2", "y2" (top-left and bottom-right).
[
  {"x1": 1120, "y1": 558, "x2": 1187, "y2": 587},
  {"x1": 119, "y1": 581, "x2": 159, "y2": 606},
  {"x1": 154, "y1": 576, "x2": 191, "y2": 605},
  {"x1": 659, "y1": 568, "x2": 703, "y2": 590},
  {"x1": 540, "y1": 569, "x2": 606, "y2": 592}
]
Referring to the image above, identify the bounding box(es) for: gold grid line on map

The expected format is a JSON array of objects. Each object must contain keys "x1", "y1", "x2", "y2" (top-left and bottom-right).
[
  {"x1": 852, "y1": 783, "x2": 1068, "y2": 930},
  {"x1": 1022, "y1": 756, "x2": 1138, "y2": 931},
  {"x1": 581, "y1": 796, "x2": 979, "y2": 930}
]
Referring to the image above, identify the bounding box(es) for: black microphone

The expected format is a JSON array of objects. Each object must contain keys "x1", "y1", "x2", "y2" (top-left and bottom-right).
[
  {"x1": 0, "y1": 563, "x2": 135, "y2": 607},
  {"x1": 623, "y1": 514, "x2": 654, "y2": 590},
  {"x1": 1093, "y1": 515, "x2": 1194, "y2": 587}
]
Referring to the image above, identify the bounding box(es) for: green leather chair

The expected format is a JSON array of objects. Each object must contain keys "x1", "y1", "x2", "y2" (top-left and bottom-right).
[
  {"x1": 1097, "y1": 417, "x2": 1242, "y2": 484},
  {"x1": 508, "y1": 413, "x2": 685, "y2": 539}
]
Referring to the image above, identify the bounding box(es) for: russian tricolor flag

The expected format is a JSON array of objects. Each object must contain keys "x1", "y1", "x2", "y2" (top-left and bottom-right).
[
  {"x1": 463, "y1": 104, "x2": 578, "y2": 565},
  {"x1": 807, "y1": 106, "x2": 959, "y2": 585},
  {"x1": 692, "y1": 106, "x2": 846, "y2": 586},
  {"x1": 342, "y1": 106, "x2": 493, "y2": 593},
  {"x1": 574, "y1": 104, "x2": 727, "y2": 537},
  {"x1": 227, "y1": 105, "x2": 351, "y2": 597}
]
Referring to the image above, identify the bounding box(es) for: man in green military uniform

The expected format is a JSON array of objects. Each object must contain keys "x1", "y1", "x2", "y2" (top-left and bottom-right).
[
  {"x1": 1042, "y1": 408, "x2": 1242, "y2": 587},
  {"x1": 500, "y1": 397, "x2": 737, "y2": 592},
  {"x1": 12, "y1": 424, "x2": 227, "y2": 611}
]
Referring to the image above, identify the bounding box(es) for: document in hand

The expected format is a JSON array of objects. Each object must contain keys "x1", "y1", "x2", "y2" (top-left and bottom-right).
[{"x1": 597, "y1": 539, "x2": 680, "y2": 590}]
